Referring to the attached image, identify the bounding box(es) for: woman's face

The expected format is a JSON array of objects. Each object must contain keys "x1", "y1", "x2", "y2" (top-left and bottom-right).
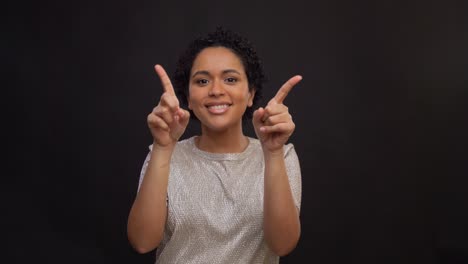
[{"x1": 188, "y1": 46, "x2": 255, "y2": 132}]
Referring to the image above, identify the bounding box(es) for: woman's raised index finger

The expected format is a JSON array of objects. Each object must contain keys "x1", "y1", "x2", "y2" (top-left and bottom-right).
[
  {"x1": 154, "y1": 64, "x2": 175, "y2": 95},
  {"x1": 273, "y1": 75, "x2": 302, "y2": 104}
]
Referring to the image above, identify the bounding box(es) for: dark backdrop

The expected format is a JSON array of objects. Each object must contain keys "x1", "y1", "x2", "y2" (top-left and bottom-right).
[{"x1": 5, "y1": 0, "x2": 467, "y2": 263}]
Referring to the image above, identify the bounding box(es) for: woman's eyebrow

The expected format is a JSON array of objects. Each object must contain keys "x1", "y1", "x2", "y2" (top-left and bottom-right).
[
  {"x1": 191, "y1": 69, "x2": 241, "y2": 78},
  {"x1": 222, "y1": 69, "x2": 241, "y2": 75},
  {"x1": 191, "y1": 70, "x2": 210, "y2": 78}
]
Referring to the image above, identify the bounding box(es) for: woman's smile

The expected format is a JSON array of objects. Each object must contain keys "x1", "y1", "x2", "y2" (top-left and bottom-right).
[{"x1": 205, "y1": 102, "x2": 232, "y2": 114}]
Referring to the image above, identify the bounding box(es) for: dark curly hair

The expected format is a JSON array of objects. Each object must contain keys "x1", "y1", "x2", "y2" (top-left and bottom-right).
[{"x1": 173, "y1": 27, "x2": 266, "y2": 120}]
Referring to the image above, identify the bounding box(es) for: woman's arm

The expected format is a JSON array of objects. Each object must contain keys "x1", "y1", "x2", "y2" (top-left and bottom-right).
[
  {"x1": 127, "y1": 65, "x2": 189, "y2": 253},
  {"x1": 127, "y1": 145, "x2": 173, "y2": 253},
  {"x1": 263, "y1": 148, "x2": 301, "y2": 256},
  {"x1": 253, "y1": 75, "x2": 303, "y2": 256}
]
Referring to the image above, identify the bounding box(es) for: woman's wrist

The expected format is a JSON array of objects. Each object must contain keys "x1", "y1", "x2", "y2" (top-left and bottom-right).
[
  {"x1": 151, "y1": 141, "x2": 176, "y2": 164},
  {"x1": 262, "y1": 147, "x2": 284, "y2": 160},
  {"x1": 153, "y1": 141, "x2": 177, "y2": 152}
]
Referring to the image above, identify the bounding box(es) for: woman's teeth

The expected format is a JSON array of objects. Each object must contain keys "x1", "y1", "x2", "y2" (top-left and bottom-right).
[{"x1": 209, "y1": 104, "x2": 229, "y2": 109}]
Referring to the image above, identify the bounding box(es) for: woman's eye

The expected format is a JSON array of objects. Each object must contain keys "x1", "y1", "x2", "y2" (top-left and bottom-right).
[
  {"x1": 196, "y1": 79, "x2": 209, "y2": 85},
  {"x1": 225, "y1": 77, "x2": 237, "y2": 83}
]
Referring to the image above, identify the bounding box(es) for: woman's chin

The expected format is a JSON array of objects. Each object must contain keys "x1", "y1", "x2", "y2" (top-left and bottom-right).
[{"x1": 201, "y1": 120, "x2": 241, "y2": 133}]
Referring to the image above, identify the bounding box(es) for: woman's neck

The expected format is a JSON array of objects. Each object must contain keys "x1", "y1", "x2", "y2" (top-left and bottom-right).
[{"x1": 196, "y1": 126, "x2": 249, "y2": 153}]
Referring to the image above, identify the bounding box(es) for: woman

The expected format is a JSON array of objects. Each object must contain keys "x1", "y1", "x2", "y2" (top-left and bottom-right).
[{"x1": 127, "y1": 27, "x2": 302, "y2": 263}]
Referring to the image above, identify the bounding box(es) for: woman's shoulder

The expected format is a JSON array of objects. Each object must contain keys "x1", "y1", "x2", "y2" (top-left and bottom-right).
[
  {"x1": 176, "y1": 136, "x2": 196, "y2": 148},
  {"x1": 246, "y1": 137, "x2": 296, "y2": 155}
]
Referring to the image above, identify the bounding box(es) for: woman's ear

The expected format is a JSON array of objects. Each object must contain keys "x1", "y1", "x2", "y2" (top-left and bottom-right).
[
  {"x1": 247, "y1": 88, "x2": 256, "y2": 107},
  {"x1": 187, "y1": 93, "x2": 192, "y2": 110}
]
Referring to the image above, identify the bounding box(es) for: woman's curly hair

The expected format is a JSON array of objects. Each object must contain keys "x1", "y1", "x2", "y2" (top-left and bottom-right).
[{"x1": 173, "y1": 27, "x2": 267, "y2": 120}]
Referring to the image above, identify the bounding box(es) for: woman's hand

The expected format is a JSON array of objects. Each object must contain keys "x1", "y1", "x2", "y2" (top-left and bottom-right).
[
  {"x1": 147, "y1": 64, "x2": 190, "y2": 148},
  {"x1": 253, "y1": 75, "x2": 302, "y2": 153}
]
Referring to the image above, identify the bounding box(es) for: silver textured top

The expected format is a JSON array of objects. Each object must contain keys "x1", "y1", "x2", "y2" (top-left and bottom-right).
[{"x1": 138, "y1": 136, "x2": 302, "y2": 264}]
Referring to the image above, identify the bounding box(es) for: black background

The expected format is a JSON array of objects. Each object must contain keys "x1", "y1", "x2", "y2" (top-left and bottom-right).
[{"x1": 5, "y1": 0, "x2": 468, "y2": 263}]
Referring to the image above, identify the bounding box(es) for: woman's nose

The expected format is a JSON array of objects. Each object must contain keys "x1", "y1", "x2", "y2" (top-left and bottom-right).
[{"x1": 208, "y1": 80, "x2": 225, "y2": 96}]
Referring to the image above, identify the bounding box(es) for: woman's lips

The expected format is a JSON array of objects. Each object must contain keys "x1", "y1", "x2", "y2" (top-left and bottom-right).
[{"x1": 206, "y1": 104, "x2": 231, "y2": 114}]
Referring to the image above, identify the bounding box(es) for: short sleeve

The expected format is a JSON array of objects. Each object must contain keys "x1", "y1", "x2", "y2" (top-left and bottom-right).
[
  {"x1": 137, "y1": 147, "x2": 152, "y2": 192},
  {"x1": 137, "y1": 145, "x2": 169, "y2": 206},
  {"x1": 284, "y1": 144, "x2": 302, "y2": 212}
]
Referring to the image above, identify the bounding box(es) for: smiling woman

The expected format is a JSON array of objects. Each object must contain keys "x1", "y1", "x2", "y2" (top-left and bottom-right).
[{"x1": 127, "y1": 27, "x2": 303, "y2": 264}]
